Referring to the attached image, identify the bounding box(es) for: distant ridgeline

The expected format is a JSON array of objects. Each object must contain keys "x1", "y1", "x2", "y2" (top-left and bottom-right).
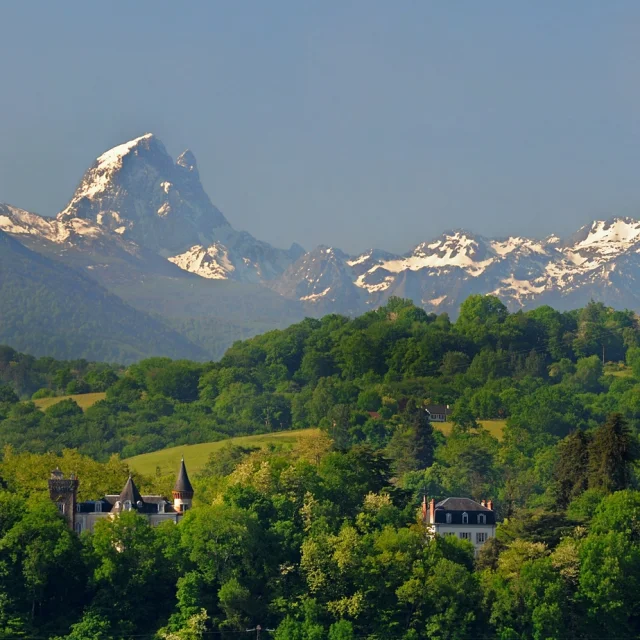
[
  {"x1": 1, "y1": 295, "x2": 640, "y2": 461},
  {"x1": 5, "y1": 134, "x2": 640, "y2": 364}
]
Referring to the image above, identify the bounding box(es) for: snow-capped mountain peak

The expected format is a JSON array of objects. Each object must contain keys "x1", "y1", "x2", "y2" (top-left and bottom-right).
[
  {"x1": 59, "y1": 134, "x2": 159, "y2": 215},
  {"x1": 96, "y1": 133, "x2": 155, "y2": 168},
  {"x1": 0, "y1": 134, "x2": 302, "y2": 284},
  {"x1": 56, "y1": 133, "x2": 232, "y2": 254},
  {"x1": 270, "y1": 215, "x2": 640, "y2": 316},
  {"x1": 569, "y1": 217, "x2": 640, "y2": 251},
  {"x1": 490, "y1": 236, "x2": 548, "y2": 258},
  {"x1": 5, "y1": 132, "x2": 640, "y2": 321}
]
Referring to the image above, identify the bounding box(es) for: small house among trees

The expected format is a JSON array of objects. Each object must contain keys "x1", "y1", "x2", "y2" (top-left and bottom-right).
[{"x1": 425, "y1": 404, "x2": 452, "y2": 422}]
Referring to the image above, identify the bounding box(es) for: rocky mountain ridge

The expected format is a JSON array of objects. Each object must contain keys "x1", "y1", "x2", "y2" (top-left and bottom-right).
[
  {"x1": 272, "y1": 218, "x2": 640, "y2": 316},
  {"x1": 1, "y1": 134, "x2": 301, "y2": 284},
  {"x1": 2, "y1": 134, "x2": 640, "y2": 328}
]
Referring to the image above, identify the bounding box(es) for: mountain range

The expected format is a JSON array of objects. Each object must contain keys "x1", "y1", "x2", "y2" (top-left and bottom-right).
[{"x1": 2, "y1": 132, "x2": 640, "y2": 361}]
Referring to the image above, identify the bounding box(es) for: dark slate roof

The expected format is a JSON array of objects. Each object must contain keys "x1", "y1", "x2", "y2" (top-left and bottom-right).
[
  {"x1": 436, "y1": 497, "x2": 491, "y2": 512},
  {"x1": 81, "y1": 496, "x2": 176, "y2": 514},
  {"x1": 173, "y1": 458, "x2": 194, "y2": 494},
  {"x1": 118, "y1": 475, "x2": 143, "y2": 505},
  {"x1": 426, "y1": 404, "x2": 451, "y2": 414},
  {"x1": 76, "y1": 498, "x2": 111, "y2": 513},
  {"x1": 434, "y1": 497, "x2": 495, "y2": 525}
]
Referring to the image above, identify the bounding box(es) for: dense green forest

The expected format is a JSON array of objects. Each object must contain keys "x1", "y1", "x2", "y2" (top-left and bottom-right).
[
  {"x1": 1, "y1": 295, "x2": 640, "y2": 638},
  {"x1": 0, "y1": 413, "x2": 638, "y2": 639},
  {"x1": 0, "y1": 229, "x2": 208, "y2": 363},
  {"x1": 2, "y1": 295, "x2": 640, "y2": 461}
]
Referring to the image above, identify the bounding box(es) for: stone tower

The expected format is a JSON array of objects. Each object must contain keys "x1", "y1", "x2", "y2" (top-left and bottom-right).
[
  {"x1": 48, "y1": 468, "x2": 78, "y2": 529},
  {"x1": 172, "y1": 457, "x2": 194, "y2": 513}
]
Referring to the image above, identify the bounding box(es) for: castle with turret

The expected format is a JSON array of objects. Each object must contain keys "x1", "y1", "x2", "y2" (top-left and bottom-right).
[{"x1": 48, "y1": 458, "x2": 194, "y2": 533}]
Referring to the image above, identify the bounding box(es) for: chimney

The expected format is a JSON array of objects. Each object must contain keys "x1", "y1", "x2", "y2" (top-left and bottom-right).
[
  {"x1": 487, "y1": 499, "x2": 494, "y2": 511},
  {"x1": 422, "y1": 495, "x2": 427, "y2": 522},
  {"x1": 480, "y1": 499, "x2": 487, "y2": 507},
  {"x1": 429, "y1": 498, "x2": 436, "y2": 524}
]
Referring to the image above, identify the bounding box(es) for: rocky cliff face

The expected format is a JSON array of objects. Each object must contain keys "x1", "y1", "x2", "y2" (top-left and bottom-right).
[
  {"x1": 58, "y1": 134, "x2": 230, "y2": 254},
  {"x1": 269, "y1": 219, "x2": 640, "y2": 316},
  {"x1": 2, "y1": 134, "x2": 300, "y2": 283}
]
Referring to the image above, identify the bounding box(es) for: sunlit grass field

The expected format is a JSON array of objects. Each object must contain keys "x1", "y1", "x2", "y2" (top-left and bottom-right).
[
  {"x1": 434, "y1": 419, "x2": 506, "y2": 439},
  {"x1": 33, "y1": 392, "x2": 107, "y2": 411},
  {"x1": 126, "y1": 419, "x2": 507, "y2": 476},
  {"x1": 127, "y1": 428, "x2": 322, "y2": 476}
]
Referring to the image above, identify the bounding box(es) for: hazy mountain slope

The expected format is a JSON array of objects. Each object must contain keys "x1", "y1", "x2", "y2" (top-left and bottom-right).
[
  {"x1": 107, "y1": 275, "x2": 305, "y2": 359},
  {"x1": 0, "y1": 229, "x2": 207, "y2": 363}
]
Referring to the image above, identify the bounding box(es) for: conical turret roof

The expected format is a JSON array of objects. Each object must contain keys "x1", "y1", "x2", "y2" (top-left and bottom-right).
[
  {"x1": 118, "y1": 475, "x2": 143, "y2": 505},
  {"x1": 173, "y1": 457, "x2": 194, "y2": 494}
]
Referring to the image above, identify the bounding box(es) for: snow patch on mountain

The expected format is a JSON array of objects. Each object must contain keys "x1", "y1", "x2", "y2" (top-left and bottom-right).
[
  {"x1": 490, "y1": 237, "x2": 547, "y2": 257},
  {"x1": 61, "y1": 134, "x2": 154, "y2": 212},
  {"x1": 0, "y1": 204, "x2": 106, "y2": 244},
  {"x1": 169, "y1": 244, "x2": 235, "y2": 280},
  {"x1": 300, "y1": 287, "x2": 331, "y2": 301}
]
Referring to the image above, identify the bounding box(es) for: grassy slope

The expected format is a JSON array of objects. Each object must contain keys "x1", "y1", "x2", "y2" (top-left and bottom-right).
[
  {"x1": 604, "y1": 364, "x2": 633, "y2": 378},
  {"x1": 436, "y1": 419, "x2": 507, "y2": 439},
  {"x1": 127, "y1": 429, "x2": 322, "y2": 476},
  {"x1": 33, "y1": 392, "x2": 106, "y2": 411},
  {"x1": 126, "y1": 420, "x2": 507, "y2": 476}
]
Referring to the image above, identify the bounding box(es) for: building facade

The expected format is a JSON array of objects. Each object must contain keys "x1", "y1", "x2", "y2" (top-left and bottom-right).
[
  {"x1": 425, "y1": 404, "x2": 452, "y2": 422},
  {"x1": 48, "y1": 458, "x2": 194, "y2": 534},
  {"x1": 423, "y1": 496, "x2": 496, "y2": 554}
]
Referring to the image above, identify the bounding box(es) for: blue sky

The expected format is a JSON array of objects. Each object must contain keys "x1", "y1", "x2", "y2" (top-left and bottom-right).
[{"x1": 1, "y1": 1, "x2": 640, "y2": 254}]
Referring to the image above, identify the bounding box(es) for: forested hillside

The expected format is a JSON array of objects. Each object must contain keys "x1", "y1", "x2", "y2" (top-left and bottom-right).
[
  {"x1": 1, "y1": 294, "x2": 640, "y2": 637},
  {"x1": 1, "y1": 295, "x2": 640, "y2": 460},
  {"x1": 0, "y1": 229, "x2": 207, "y2": 363},
  {"x1": 0, "y1": 414, "x2": 638, "y2": 638}
]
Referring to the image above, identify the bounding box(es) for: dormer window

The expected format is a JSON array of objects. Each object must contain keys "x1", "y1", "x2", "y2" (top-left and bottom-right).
[
  {"x1": 158, "y1": 502, "x2": 165, "y2": 514},
  {"x1": 446, "y1": 513, "x2": 452, "y2": 524},
  {"x1": 95, "y1": 502, "x2": 102, "y2": 513},
  {"x1": 462, "y1": 512, "x2": 468, "y2": 524},
  {"x1": 76, "y1": 504, "x2": 81, "y2": 513},
  {"x1": 123, "y1": 500, "x2": 132, "y2": 511},
  {"x1": 478, "y1": 514, "x2": 486, "y2": 524}
]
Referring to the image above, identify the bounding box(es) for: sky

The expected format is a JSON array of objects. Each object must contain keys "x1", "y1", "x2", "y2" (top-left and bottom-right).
[{"x1": 1, "y1": 2, "x2": 640, "y2": 255}]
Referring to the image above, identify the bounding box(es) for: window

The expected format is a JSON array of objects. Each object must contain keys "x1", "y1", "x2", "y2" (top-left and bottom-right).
[
  {"x1": 74, "y1": 522, "x2": 83, "y2": 534},
  {"x1": 158, "y1": 502, "x2": 165, "y2": 514},
  {"x1": 57, "y1": 502, "x2": 65, "y2": 515},
  {"x1": 462, "y1": 512, "x2": 468, "y2": 524},
  {"x1": 76, "y1": 504, "x2": 81, "y2": 513},
  {"x1": 123, "y1": 500, "x2": 132, "y2": 511},
  {"x1": 446, "y1": 513, "x2": 452, "y2": 524},
  {"x1": 95, "y1": 502, "x2": 102, "y2": 513},
  {"x1": 476, "y1": 532, "x2": 487, "y2": 544},
  {"x1": 459, "y1": 532, "x2": 471, "y2": 540},
  {"x1": 477, "y1": 514, "x2": 486, "y2": 524}
]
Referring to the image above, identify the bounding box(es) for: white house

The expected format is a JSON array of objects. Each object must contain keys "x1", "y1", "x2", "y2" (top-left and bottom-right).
[{"x1": 423, "y1": 496, "x2": 496, "y2": 554}]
